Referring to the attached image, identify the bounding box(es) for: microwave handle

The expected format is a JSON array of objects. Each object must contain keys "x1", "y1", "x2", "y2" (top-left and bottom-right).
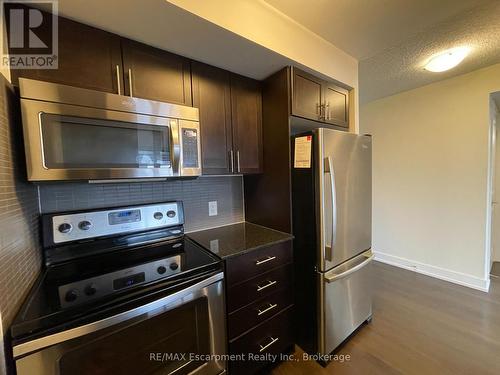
[{"x1": 170, "y1": 120, "x2": 181, "y2": 175}]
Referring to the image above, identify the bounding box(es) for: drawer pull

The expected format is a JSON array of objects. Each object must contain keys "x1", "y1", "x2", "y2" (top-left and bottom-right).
[
  {"x1": 257, "y1": 280, "x2": 277, "y2": 292},
  {"x1": 255, "y1": 256, "x2": 276, "y2": 265},
  {"x1": 259, "y1": 336, "x2": 279, "y2": 352},
  {"x1": 257, "y1": 303, "x2": 278, "y2": 316}
]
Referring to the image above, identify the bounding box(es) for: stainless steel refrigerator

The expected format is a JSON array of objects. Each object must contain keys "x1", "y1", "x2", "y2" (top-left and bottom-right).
[{"x1": 292, "y1": 128, "x2": 372, "y2": 359}]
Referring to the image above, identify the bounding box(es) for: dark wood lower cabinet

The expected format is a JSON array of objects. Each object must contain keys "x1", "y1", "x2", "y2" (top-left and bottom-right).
[
  {"x1": 229, "y1": 307, "x2": 294, "y2": 375},
  {"x1": 224, "y1": 240, "x2": 294, "y2": 374}
]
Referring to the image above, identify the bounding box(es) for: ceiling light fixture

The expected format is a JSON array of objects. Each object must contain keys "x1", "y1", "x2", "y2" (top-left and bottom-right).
[{"x1": 424, "y1": 47, "x2": 470, "y2": 72}]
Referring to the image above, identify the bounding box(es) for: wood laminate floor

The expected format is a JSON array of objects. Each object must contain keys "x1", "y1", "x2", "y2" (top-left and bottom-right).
[{"x1": 272, "y1": 261, "x2": 500, "y2": 375}]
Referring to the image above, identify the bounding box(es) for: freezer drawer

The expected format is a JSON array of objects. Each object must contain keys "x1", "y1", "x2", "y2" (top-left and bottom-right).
[{"x1": 319, "y1": 250, "x2": 373, "y2": 355}]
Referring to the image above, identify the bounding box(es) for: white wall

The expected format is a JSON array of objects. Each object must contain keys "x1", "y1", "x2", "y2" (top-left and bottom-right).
[{"x1": 360, "y1": 63, "x2": 500, "y2": 291}]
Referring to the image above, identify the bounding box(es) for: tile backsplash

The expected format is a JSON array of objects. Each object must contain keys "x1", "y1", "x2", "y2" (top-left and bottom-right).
[
  {"x1": 38, "y1": 176, "x2": 245, "y2": 232},
  {"x1": 0, "y1": 77, "x2": 41, "y2": 331}
]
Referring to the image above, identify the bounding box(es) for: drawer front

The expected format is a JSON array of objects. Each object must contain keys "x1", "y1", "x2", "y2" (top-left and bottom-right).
[
  {"x1": 227, "y1": 264, "x2": 292, "y2": 312},
  {"x1": 229, "y1": 307, "x2": 293, "y2": 375},
  {"x1": 228, "y1": 287, "x2": 293, "y2": 340},
  {"x1": 226, "y1": 240, "x2": 292, "y2": 285}
]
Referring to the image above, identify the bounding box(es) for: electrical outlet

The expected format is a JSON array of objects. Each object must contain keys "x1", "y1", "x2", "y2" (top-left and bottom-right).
[{"x1": 208, "y1": 201, "x2": 218, "y2": 216}]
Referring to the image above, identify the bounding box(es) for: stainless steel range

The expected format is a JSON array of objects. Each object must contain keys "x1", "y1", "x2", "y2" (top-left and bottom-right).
[{"x1": 11, "y1": 202, "x2": 226, "y2": 375}]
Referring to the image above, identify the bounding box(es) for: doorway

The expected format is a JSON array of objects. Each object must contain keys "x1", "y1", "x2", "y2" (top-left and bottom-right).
[{"x1": 489, "y1": 92, "x2": 500, "y2": 278}]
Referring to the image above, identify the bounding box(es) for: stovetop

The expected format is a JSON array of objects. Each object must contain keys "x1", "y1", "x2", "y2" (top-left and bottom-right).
[{"x1": 11, "y1": 235, "x2": 221, "y2": 342}]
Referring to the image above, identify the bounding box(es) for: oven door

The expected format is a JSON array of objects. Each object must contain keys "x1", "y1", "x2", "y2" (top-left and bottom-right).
[
  {"x1": 21, "y1": 99, "x2": 181, "y2": 181},
  {"x1": 14, "y1": 273, "x2": 226, "y2": 375}
]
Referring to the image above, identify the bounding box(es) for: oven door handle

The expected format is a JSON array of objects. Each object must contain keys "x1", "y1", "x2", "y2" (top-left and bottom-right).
[{"x1": 12, "y1": 272, "x2": 224, "y2": 358}]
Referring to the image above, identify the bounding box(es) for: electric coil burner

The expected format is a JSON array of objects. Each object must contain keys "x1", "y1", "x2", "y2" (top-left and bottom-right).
[{"x1": 10, "y1": 201, "x2": 226, "y2": 375}]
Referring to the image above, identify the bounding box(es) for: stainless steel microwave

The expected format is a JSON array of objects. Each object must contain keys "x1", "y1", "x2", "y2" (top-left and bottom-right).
[{"x1": 19, "y1": 78, "x2": 202, "y2": 181}]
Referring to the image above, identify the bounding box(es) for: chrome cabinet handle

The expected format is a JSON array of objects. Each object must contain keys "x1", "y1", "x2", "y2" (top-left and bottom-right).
[
  {"x1": 325, "y1": 101, "x2": 330, "y2": 120},
  {"x1": 128, "y1": 68, "x2": 133, "y2": 97},
  {"x1": 259, "y1": 337, "x2": 279, "y2": 352},
  {"x1": 317, "y1": 103, "x2": 322, "y2": 119},
  {"x1": 257, "y1": 280, "x2": 277, "y2": 292},
  {"x1": 255, "y1": 256, "x2": 276, "y2": 265},
  {"x1": 229, "y1": 150, "x2": 234, "y2": 173},
  {"x1": 257, "y1": 303, "x2": 278, "y2": 316},
  {"x1": 236, "y1": 150, "x2": 241, "y2": 173},
  {"x1": 115, "y1": 65, "x2": 122, "y2": 95}
]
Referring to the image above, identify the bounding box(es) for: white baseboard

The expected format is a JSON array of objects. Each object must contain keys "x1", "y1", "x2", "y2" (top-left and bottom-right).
[{"x1": 373, "y1": 251, "x2": 490, "y2": 292}]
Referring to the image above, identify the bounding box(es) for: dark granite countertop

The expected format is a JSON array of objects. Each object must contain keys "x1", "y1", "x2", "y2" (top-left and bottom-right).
[{"x1": 187, "y1": 222, "x2": 293, "y2": 259}]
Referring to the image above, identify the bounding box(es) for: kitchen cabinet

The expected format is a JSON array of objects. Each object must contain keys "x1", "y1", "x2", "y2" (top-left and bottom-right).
[
  {"x1": 323, "y1": 82, "x2": 349, "y2": 127},
  {"x1": 10, "y1": 13, "x2": 123, "y2": 94},
  {"x1": 291, "y1": 67, "x2": 349, "y2": 128},
  {"x1": 291, "y1": 68, "x2": 323, "y2": 121},
  {"x1": 225, "y1": 240, "x2": 294, "y2": 375},
  {"x1": 193, "y1": 64, "x2": 263, "y2": 175},
  {"x1": 121, "y1": 39, "x2": 192, "y2": 105},
  {"x1": 11, "y1": 7, "x2": 262, "y2": 175},
  {"x1": 192, "y1": 62, "x2": 232, "y2": 175},
  {"x1": 230, "y1": 74, "x2": 263, "y2": 174}
]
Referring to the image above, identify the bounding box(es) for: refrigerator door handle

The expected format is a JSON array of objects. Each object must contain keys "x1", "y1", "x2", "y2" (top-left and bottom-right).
[
  {"x1": 325, "y1": 156, "x2": 337, "y2": 261},
  {"x1": 324, "y1": 253, "x2": 374, "y2": 283}
]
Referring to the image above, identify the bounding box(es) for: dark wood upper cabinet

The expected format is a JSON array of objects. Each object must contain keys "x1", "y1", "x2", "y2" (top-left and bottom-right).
[
  {"x1": 121, "y1": 39, "x2": 192, "y2": 106},
  {"x1": 192, "y1": 62, "x2": 232, "y2": 174},
  {"x1": 230, "y1": 74, "x2": 263, "y2": 174},
  {"x1": 291, "y1": 67, "x2": 349, "y2": 128},
  {"x1": 10, "y1": 13, "x2": 123, "y2": 93},
  {"x1": 291, "y1": 68, "x2": 322, "y2": 121},
  {"x1": 323, "y1": 83, "x2": 349, "y2": 127}
]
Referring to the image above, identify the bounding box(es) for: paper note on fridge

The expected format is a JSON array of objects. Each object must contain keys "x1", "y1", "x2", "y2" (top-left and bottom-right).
[{"x1": 294, "y1": 136, "x2": 312, "y2": 168}]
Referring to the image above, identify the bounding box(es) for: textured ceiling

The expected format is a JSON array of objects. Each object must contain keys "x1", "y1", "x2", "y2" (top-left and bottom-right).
[
  {"x1": 264, "y1": 0, "x2": 486, "y2": 60},
  {"x1": 265, "y1": 0, "x2": 500, "y2": 104},
  {"x1": 359, "y1": 0, "x2": 500, "y2": 103}
]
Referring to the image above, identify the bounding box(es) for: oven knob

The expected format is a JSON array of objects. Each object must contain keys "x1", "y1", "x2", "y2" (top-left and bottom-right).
[
  {"x1": 84, "y1": 284, "x2": 97, "y2": 296},
  {"x1": 58, "y1": 223, "x2": 72, "y2": 234},
  {"x1": 153, "y1": 212, "x2": 163, "y2": 220},
  {"x1": 166, "y1": 210, "x2": 176, "y2": 218},
  {"x1": 65, "y1": 289, "x2": 78, "y2": 303},
  {"x1": 78, "y1": 220, "x2": 93, "y2": 231},
  {"x1": 157, "y1": 266, "x2": 167, "y2": 275},
  {"x1": 169, "y1": 262, "x2": 179, "y2": 271}
]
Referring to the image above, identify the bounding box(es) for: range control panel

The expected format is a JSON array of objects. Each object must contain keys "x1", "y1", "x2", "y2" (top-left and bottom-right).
[
  {"x1": 58, "y1": 254, "x2": 182, "y2": 308},
  {"x1": 50, "y1": 202, "x2": 184, "y2": 245}
]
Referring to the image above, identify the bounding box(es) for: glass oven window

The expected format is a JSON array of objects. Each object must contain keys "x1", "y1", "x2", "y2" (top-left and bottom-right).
[
  {"x1": 40, "y1": 114, "x2": 171, "y2": 169},
  {"x1": 58, "y1": 297, "x2": 210, "y2": 375}
]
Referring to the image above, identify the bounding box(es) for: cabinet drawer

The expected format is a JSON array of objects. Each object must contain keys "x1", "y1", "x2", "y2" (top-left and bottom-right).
[
  {"x1": 229, "y1": 307, "x2": 293, "y2": 375},
  {"x1": 227, "y1": 264, "x2": 292, "y2": 312},
  {"x1": 226, "y1": 241, "x2": 292, "y2": 285},
  {"x1": 228, "y1": 287, "x2": 293, "y2": 340}
]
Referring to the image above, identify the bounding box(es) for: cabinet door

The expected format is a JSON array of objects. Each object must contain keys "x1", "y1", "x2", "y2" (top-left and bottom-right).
[
  {"x1": 291, "y1": 67, "x2": 322, "y2": 121},
  {"x1": 121, "y1": 39, "x2": 192, "y2": 105},
  {"x1": 324, "y1": 83, "x2": 349, "y2": 128},
  {"x1": 10, "y1": 11, "x2": 122, "y2": 93},
  {"x1": 231, "y1": 74, "x2": 263, "y2": 174},
  {"x1": 192, "y1": 62, "x2": 232, "y2": 175}
]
